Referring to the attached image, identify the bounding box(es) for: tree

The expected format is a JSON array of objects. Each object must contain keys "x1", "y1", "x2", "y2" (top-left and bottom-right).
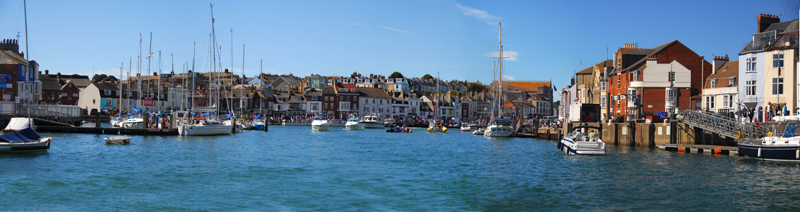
[
  {"x1": 103, "y1": 75, "x2": 118, "y2": 82},
  {"x1": 450, "y1": 90, "x2": 459, "y2": 96},
  {"x1": 468, "y1": 83, "x2": 488, "y2": 92},
  {"x1": 389, "y1": 72, "x2": 404, "y2": 78},
  {"x1": 422, "y1": 74, "x2": 433, "y2": 80},
  {"x1": 92, "y1": 74, "x2": 108, "y2": 82}
]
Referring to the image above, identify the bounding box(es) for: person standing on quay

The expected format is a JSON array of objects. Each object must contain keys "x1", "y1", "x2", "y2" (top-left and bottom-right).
[{"x1": 749, "y1": 108, "x2": 755, "y2": 123}]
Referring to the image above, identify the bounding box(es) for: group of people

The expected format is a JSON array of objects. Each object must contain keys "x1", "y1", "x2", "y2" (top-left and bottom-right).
[{"x1": 735, "y1": 101, "x2": 790, "y2": 123}]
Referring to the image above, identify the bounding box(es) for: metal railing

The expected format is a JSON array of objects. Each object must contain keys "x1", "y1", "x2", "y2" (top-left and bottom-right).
[{"x1": 680, "y1": 110, "x2": 764, "y2": 140}]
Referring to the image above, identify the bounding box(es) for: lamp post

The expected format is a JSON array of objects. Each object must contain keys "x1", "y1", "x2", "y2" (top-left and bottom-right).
[{"x1": 700, "y1": 56, "x2": 705, "y2": 111}]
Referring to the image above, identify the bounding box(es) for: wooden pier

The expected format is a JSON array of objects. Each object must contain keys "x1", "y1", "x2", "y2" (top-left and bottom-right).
[
  {"x1": 36, "y1": 126, "x2": 179, "y2": 136},
  {"x1": 657, "y1": 144, "x2": 739, "y2": 155}
]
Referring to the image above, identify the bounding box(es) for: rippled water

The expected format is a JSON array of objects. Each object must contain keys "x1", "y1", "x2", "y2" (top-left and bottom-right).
[{"x1": 1, "y1": 126, "x2": 800, "y2": 211}]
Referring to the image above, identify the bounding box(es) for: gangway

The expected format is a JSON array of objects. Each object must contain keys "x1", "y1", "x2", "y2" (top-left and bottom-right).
[{"x1": 680, "y1": 110, "x2": 763, "y2": 140}]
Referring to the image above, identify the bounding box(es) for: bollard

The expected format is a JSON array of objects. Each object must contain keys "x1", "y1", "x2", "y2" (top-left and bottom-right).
[
  {"x1": 143, "y1": 115, "x2": 149, "y2": 129},
  {"x1": 95, "y1": 112, "x2": 101, "y2": 128}
]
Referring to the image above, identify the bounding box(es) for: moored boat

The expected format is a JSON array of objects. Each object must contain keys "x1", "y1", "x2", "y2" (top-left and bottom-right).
[
  {"x1": 0, "y1": 128, "x2": 51, "y2": 152},
  {"x1": 739, "y1": 123, "x2": 800, "y2": 162},
  {"x1": 345, "y1": 116, "x2": 361, "y2": 130},
  {"x1": 427, "y1": 121, "x2": 447, "y2": 133},
  {"x1": 484, "y1": 119, "x2": 513, "y2": 137},
  {"x1": 311, "y1": 114, "x2": 330, "y2": 131},
  {"x1": 558, "y1": 125, "x2": 605, "y2": 155},
  {"x1": 104, "y1": 136, "x2": 132, "y2": 145},
  {"x1": 359, "y1": 113, "x2": 384, "y2": 129}
]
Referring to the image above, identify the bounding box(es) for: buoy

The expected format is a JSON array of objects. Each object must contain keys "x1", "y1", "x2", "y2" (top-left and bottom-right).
[
  {"x1": 796, "y1": 149, "x2": 799, "y2": 159},
  {"x1": 758, "y1": 147, "x2": 762, "y2": 158},
  {"x1": 714, "y1": 147, "x2": 722, "y2": 154},
  {"x1": 768, "y1": 132, "x2": 773, "y2": 137},
  {"x1": 678, "y1": 146, "x2": 685, "y2": 152}
]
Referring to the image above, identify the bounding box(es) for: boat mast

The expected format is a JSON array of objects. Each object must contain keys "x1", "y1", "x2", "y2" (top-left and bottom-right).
[
  {"x1": 158, "y1": 50, "x2": 162, "y2": 113},
  {"x1": 128, "y1": 57, "x2": 131, "y2": 111},
  {"x1": 147, "y1": 32, "x2": 152, "y2": 112},
  {"x1": 191, "y1": 42, "x2": 195, "y2": 114},
  {"x1": 138, "y1": 33, "x2": 141, "y2": 110},
  {"x1": 210, "y1": 3, "x2": 219, "y2": 116},
  {"x1": 23, "y1": 0, "x2": 31, "y2": 115},
  {"x1": 497, "y1": 22, "x2": 503, "y2": 119},
  {"x1": 119, "y1": 62, "x2": 123, "y2": 114},
  {"x1": 241, "y1": 43, "x2": 245, "y2": 116}
]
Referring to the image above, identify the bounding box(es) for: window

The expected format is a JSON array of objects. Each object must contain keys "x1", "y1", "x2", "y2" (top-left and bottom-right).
[
  {"x1": 722, "y1": 95, "x2": 729, "y2": 109},
  {"x1": 746, "y1": 57, "x2": 757, "y2": 72},
  {"x1": 772, "y1": 78, "x2": 784, "y2": 95},
  {"x1": 600, "y1": 96, "x2": 607, "y2": 109},
  {"x1": 729, "y1": 78, "x2": 735, "y2": 87},
  {"x1": 746, "y1": 80, "x2": 756, "y2": 96},
  {"x1": 705, "y1": 96, "x2": 714, "y2": 110},
  {"x1": 773, "y1": 54, "x2": 784, "y2": 68},
  {"x1": 710, "y1": 79, "x2": 716, "y2": 88},
  {"x1": 295, "y1": 96, "x2": 302, "y2": 100},
  {"x1": 353, "y1": 97, "x2": 357, "y2": 101},
  {"x1": 616, "y1": 75, "x2": 620, "y2": 88},
  {"x1": 632, "y1": 71, "x2": 639, "y2": 81},
  {"x1": 339, "y1": 102, "x2": 350, "y2": 110},
  {"x1": 600, "y1": 82, "x2": 606, "y2": 91},
  {"x1": 667, "y1": 89, "x2": 676, "y2": 104},
  {"x1": 312, "y1": 103, "x2": 319, "y2": 111}
]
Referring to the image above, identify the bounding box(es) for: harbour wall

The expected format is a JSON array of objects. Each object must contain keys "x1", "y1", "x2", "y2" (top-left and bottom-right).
[{"x1": 563, "y1": 122, "x2": 738, "y2": 147}]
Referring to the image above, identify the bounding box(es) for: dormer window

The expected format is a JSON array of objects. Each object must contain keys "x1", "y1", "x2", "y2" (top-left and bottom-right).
[
  {"x1": 710, "y1": 80, "x2": 716, "y2": 88},
  {"x1": 729, "y1": 78, "x2": 735, "y2": 87}
]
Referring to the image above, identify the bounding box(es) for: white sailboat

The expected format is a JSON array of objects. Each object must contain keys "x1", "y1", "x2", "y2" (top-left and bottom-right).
[
  {"x1": 178, "y1": 4, "x2": 232, "y2": 136},
  {"x1": 484, "y1": 22, "x2": 514, "y2": 138}
]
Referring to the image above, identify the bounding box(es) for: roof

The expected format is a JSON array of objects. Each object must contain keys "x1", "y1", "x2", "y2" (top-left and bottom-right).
[
  {"x1": 618, "y1": 47, "x2": 654, "y2": 56},
  {"x1": 577, "y1": 59, "x2": 613, "y2": 74},
  {"x1": 40, "y1": 75, "x2": 62, "y2": 91},
  {"x1": 358, "y1": 87, "x2": 391, "y2": 98},
  {"x1": 497, "y1": 81, "x2": 551, "y2": 92},
  {"x1": 93, "y1": 81, "x2": 120, "y2": 91},
  {"x1": 0, "y1": 50, "x2": 26, "y2": 65},
  {"x1": 741, "y1": 20, "x2": 799, "y2": 53},
  {"x1": 623, "y1": 40, "x2": 680, "y2": 72},
  {"x1": 705, "y1": 61, "x2": 740, "y2": 88}
]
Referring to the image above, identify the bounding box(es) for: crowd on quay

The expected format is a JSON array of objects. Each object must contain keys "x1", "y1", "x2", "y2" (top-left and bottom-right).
[{"x1": 734, "y1": 102, "x2": 791, "y2": 123}]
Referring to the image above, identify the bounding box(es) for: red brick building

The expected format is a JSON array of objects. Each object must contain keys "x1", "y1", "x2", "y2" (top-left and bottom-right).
[{"x1": 608, "y1": 41, "x2": 712, "y2": 120}]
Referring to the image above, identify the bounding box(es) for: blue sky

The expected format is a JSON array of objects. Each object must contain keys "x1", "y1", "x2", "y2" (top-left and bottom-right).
[{"x1": 1, "y1": 0, "x2": 799, "y2": 90}]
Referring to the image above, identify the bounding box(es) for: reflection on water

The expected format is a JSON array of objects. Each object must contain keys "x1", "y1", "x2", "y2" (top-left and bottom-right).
[{"x1": 0, "y1": 126, "x2": 799, "y2": 211}]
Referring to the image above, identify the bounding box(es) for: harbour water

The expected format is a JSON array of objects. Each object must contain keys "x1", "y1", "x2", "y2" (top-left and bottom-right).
[{"x1": 2, "y1": 126, "x2": 800, "y2": 211}]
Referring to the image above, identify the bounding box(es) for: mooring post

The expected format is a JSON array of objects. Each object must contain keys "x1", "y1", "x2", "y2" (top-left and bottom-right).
[{"x1": 95, "y1": 112, "x2": 101, "y2": 128}]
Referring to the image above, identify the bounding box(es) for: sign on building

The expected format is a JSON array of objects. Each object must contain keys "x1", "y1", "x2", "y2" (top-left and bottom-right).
[
  {"x1": 144, "y1": 97, "x2": 154, "y2": 106},
  {"x1": 0, "y1": 74, "x2": 12, "y2": 88}
]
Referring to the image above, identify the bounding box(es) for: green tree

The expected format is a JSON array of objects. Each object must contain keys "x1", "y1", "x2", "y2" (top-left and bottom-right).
[
  {"x1": 389, "y1": 72, "x2": 404, "y2": 78},
  {"x1": 92, "y1": 74, "x2": 108, "y2": 82},
  {"x1": 468, "y1": 83, "x2": 488, "y2": 92},
  {"x1": 450, "y1": 90, "x2": 459, "y2": 96},
  {"x1": 422, "y1": 74, "x2": 433, "y2": 80},
  {"x1": 102, "y1": 75, "x2": 118, "y2": 82}
]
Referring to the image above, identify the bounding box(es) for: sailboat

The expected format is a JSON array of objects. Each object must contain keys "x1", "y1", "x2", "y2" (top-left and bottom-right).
[
  {"x1": 178, "y1": 4, "x2": 232, "y2": 136},
  {"x1": 484, "y1": 22, "x2": 514, "y2": 137}
]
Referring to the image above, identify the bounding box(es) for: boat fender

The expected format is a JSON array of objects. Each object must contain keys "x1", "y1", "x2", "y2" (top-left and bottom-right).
[
  {"x1": 758, "y1": 147, "x2": 762, "y2": 158},
  {"x1": 796, "y1": 149, "x2": 799, "y2": 159},
  {"x1": 737, "y1": 131, "x2": 741, "y2": 140}
]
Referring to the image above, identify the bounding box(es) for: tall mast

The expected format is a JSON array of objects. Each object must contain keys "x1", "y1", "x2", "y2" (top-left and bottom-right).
[
  {"x1": 210, "y1": 3, "x2": 219, "y2": 116},
  {"x1": 497, "y1": 22, "x2": 503, "y2": 119},
  {"x1": 23, "y1": 0, "x2": 31, "y2": 110},
  {"x1": 241, "y1": 43, "x2": 245, "y2": 115},
  {"x1": 128, "y1": 57, "x2": 131, "y2": 111},
  {"x1": 191, "y1": 42, "x2": 195, "y2": 113},
  {"x1": 138, "y1": 33, "x2": 142, "y2": 109},
  {"x1": 260, "y1": 59, "x2": 263, "y2": 115},
  {"x1": 158, "y1": 50, "x2": 162, "y2": 112},
  {"x1": 147, "y1": 32, "x2": 152, "y2": 111},
  {"x1": 119, "y1": 62, "x2": 123, "y2": 114}
]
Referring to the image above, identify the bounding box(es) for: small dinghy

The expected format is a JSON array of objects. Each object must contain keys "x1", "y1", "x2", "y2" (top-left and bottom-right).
[{"x1": 104, "y1": 136, "x2": 132, "y2": 145}]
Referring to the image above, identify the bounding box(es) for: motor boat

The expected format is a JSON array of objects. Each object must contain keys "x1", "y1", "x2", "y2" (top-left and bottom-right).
[
  {"x1": 427, "y1": 121, "x2": 447, "y2": 133},
  {"x1": 121, "y1": 117, "x2": 144, "y2": 129},
  {"x1": 359, "y1": 114, "x2": 384, "y2": 129},
  {"x1": 178, "y1": 118, "x2": 233, "y2": 136},
  {"x1": 252, "y1": 118, "x2": 266, "y2": 130},
  {"x1": 460, "y1": 122, "x2": 471, "y2": 131},
  {"x1": 384, "y1": 118, "x2": 396, "y2": 127},
  {"x1": 471, "y1": 127, "x2": 485, "y2": 135},
  {"x1": 311, "y1": 114, "x2": 330, "y2": 131},
  {"x1": 223, "y1": 119, "x2": 244, "y2": 133},
  {"x1": 0, "y1": 128, "x2": 51, "y2": 152},
  {"x1": 104, "y1": 136, "x2": 131, "y2": 145},
  {"x1": 484, "y1": 119, "x2": 513, "y2": 137},
  {"x1": 386, "y1": 125, "x2": 411, "y2": 133},
  {"x1": 345, "y1": 116, "x2": 362, "y2": 130},
  {"x1": 110, "y1": 114, "x2": 124, "y2": 127},
  {"x1": 739, "y1": 123, "x2": 800, "y2": 162},
  {"x1": 558, "y1": 125, "x2": 606, "y2": 155}
]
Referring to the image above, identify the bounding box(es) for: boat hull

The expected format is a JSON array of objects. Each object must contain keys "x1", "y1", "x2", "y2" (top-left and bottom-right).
[
  {"x1": 104, "y1": 136, "x2": 131, "y2": 145},
  {"x1": 738, "y1": 143, "x2": 800, "y2": 162},
  {"x1": 253, "y1": 124, "x2": 265, "y2": 130},
  {"x1": 0, "y1": 137, "x2": 51, "y2": 152},
  {"x1": 311, "y1": 124, "x2": 329, "y2": 131},
  {"x1": 484, "y1": 126, "x2": 513, "y2": 137},
  {"x1": 558, "y1": 137, "x2": 606, "y2": 155},
  {"x1": 360, "y1": 122, "x2": 384, "y2": 129},
  {"x1": 345, "y1": 123, "x2": 361, "y2": 130},
  {"x1": 179, "y1": 124, "x2": 232, "y2": 136}
]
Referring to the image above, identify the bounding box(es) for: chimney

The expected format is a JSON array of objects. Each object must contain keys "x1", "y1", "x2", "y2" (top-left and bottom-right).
[
  {"x1": 757, "y1": 13, "x2": 780, "y2": 33},
  {"x1": 623, "y1": 43, "x2": 638, "y2": 48},
  {"x1": 570, "y1": 76, "x2": 575, "y2": 85},
  {"x1": 712, "y1": 55, "x2": 730, "y2": 74},
  {"x1": 57, "y1": 72, "x2": 61, "y2": 82},
  {"x1": 45, "y1": 70, "x2": 49, "y2": 75}
]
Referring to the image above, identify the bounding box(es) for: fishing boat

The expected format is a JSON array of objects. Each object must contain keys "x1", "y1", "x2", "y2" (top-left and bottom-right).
[
  {"x1": 427, "y1": 120, "x2": 447, "y2": 133},
  {"x1": 484, "y1": 119, "x2": 514, "y2": 137},
  {"x1": 104, "y1": 136, "x2": 131, "y2": 145},
  {"x1": 359, "y1": 113, "x2": 384, "y2": 129},
  {"x1": 345, "y1": 115, "x2": 361, "y2": 130},
  {"x1": 0, "y1": 128, "x2": 51, "y2": 152},
  {"x1": 311, "y1": 114, "x2": 330, "y2": 131},
  {"x1": 739, "y1": 123, "x2": 800, "y2": 162},
  {"x1": 558, "y1": 125, "x2": 606, "y2": 155}
]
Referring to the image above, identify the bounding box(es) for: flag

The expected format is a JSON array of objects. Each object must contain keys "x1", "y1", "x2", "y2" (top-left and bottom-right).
[
  {"x1": 552, "y1": 85, "x2": 557, "y2": 91},
  {"x1": 778, "y1": 67, "x2": 781, "y2": 76}
]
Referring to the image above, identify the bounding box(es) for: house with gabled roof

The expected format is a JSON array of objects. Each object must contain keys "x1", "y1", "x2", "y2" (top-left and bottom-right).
[
  {"x1": 78, "y1": 81, "x2": 120, "y2": 113},
  {"x1": 702, "y1": 56, "x2": 739, "y2": 114}
]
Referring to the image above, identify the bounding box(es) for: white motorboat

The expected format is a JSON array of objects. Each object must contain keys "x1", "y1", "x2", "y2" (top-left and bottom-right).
[
  {"x1": 471, "y1": 127, "x2": 485, "y2": 135},
  {"x1": 460, "y1": 122, "x2": 471, "y2": 131},
  {"x1": 345, "y1": 116, "x2": 362, "y2": 130},
  {"x1": 558, "y1": 125, "x2": 606, "y2": 155},
  {"x1": 121, "y1": 117, "x2": 144, "y2": 129},
  {"x1": 0, "y1": 128, "x2": 51, "y2": 152},
  {"x1": 223, "y1": 120, "x2": 244, "y2": 133},
  {"x1": 484, "y1": 119, "x2": 513, "y2": 137},
  {"x1": 359, "y1": 114, "x2": 384, "y2": 129},
  {"x1": 311, "y1": 114, "x2": 330, "y2": 131},
  {"x1": 427, "y1": 121, "x2": 447, "y2": 133},
  {"x1": 110, "y1": 115, "x2": 124, "y2": 127},
  {"x1": 738, "y1": 123, "x2": 800, "y2": 162},
  {"x1": 104, "y1": 136, "x2": 131, "y2": 145},
  {"x1": 252, "y1": 119, "x2": 266, "y2": 130},
  {"x1": 179, "y1": 119, "x2": 233, "y2": 136}
]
